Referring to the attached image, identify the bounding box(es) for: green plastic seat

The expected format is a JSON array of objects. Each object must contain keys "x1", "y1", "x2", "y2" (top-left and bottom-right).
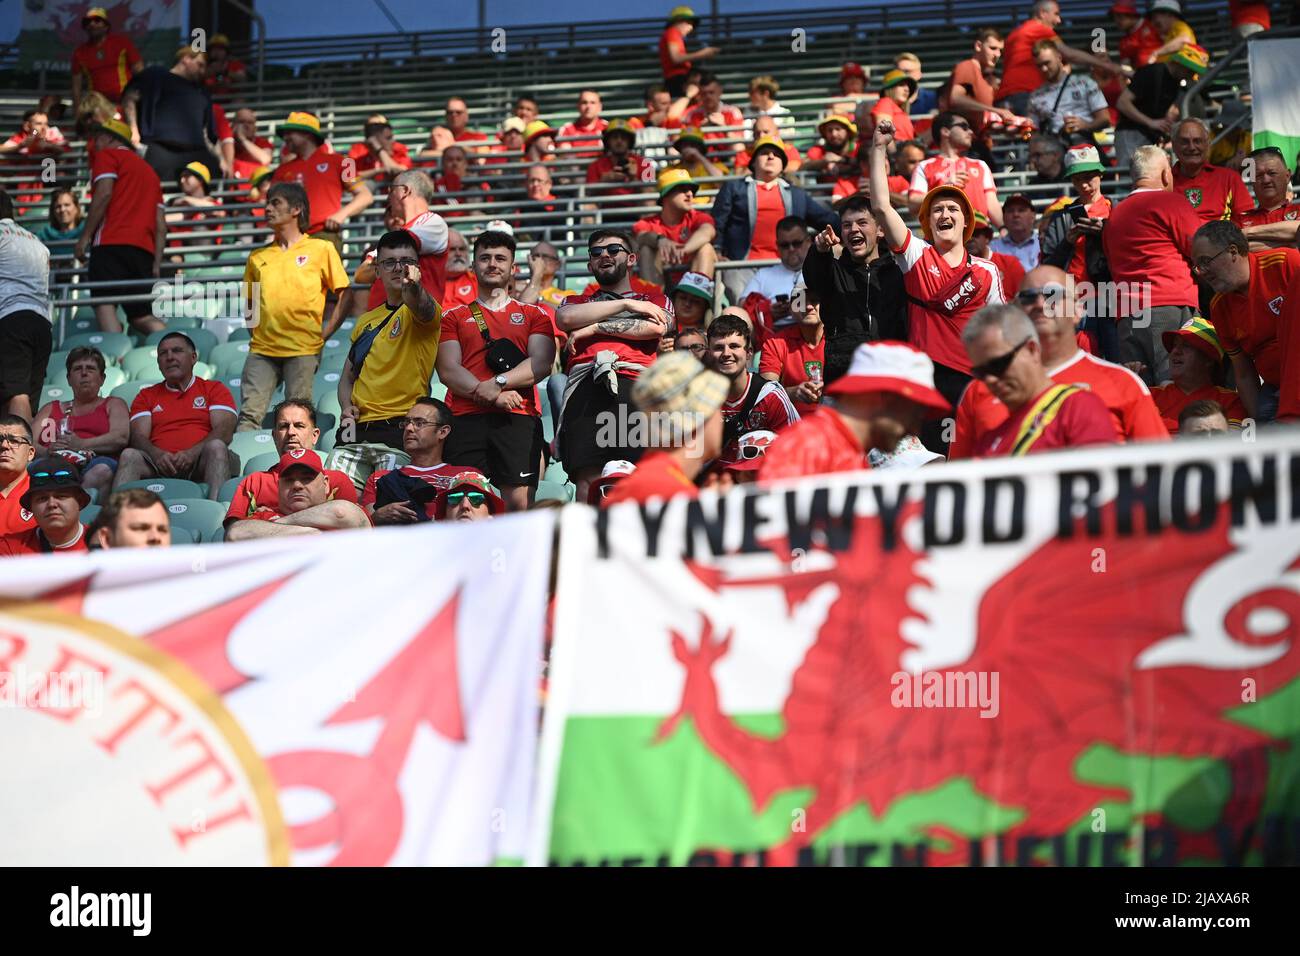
[
  {"x1": 536, "y1": 480, "x2": 572, "y2": 503},
  {"x1": 62, "y1": 331, "x2": 132, "y2": 362},
  {"x1": 120, "y1": 347, "x2": 159, "y2": 380},
  {"x1": 100, "y1": 366, "x2": 127, "y2": 395},
  {"x1": 172, "y1": 526, "x2": 200, "y2": 545},
  {"x1": 228, "y1": 326, "x2": 252, "y2": 342},
  {"x1": 164, "y1": 499, "x2": 227, "y2": 539},
  {"x1": 242, "y1": 451, "x2": 278, "y2": 476},
  {"x1": 39, "y1": 384, "x2": 73, "y2": 407},
  {"x1": 45, "y1": 350, "x2": 71, "y2": 384},
  {"x1": 210, "y1": 341, "x2": 252, "y2": 378},
  {"x1": 216, "y1": 476, "x2": 243, "y2": 502},
  {"x1": 230, "y1": 430, "x2": 277, "y2": 470},
  {"x1": 117, "y1": 478, "x2": 205, "y2": 501},
  {"x1": 318, "y1": 346, "x2": 348, "y2": 373},
  {"x1": 110, "y1": 380, "x2": 151, "y2": 407},
  {"x1": 79, "y1": 504, "x2": 100, "y2": 526}
]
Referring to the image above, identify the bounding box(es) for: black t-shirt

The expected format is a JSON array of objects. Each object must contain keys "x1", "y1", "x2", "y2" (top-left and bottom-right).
[
  {"x1": 1116, "y1": 63, "x2": 1182, "y2": 135},
  {"x1": 125, "y1": 67, "x2": 215, "y2": 148}
]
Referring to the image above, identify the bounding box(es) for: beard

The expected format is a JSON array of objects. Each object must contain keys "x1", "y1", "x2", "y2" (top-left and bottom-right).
[{"x1": 593, "y1": 260, "x2": 628, "y2": 287}]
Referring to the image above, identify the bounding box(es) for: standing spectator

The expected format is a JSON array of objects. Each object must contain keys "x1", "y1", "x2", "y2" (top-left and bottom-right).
[
  {"x1": 0, "y1": 458, "x2": 90, "y2": 556},
  {"x1": 225, "y1": 399, "x2": 357, "y2": 527},
  {"x1": 735, "y1": 115, "x2": 803, "y2": 173},
  {"x1": 803, "y1": 114, "x2": 857, "y2": 182},
  {"x1": 586, "y1": 121, "x2": 655, "y2": 200},
  {"x1": 830, "y1": 62, "x2": 872, "y2": 114},
  {"x1": 240, "y1": 182, "x2": 351, "y2": 431},
  {"x1": 1102, "y1": 144, "x2": 1201, "y2": 384},
  {"x1": 1111, "y1": 2, "x2": 1163, "y2": 68},
  {"x1": 894, "y1": 53, "x2": 939, "y2": 115},
  {"x1": 337, "y1": 231, "x2": 445, "y2": 482},
  {"x1": 555, "y1": 230, "x2": 674, "y2": 501},
  {"x1": 225, "y1": 449, "x2": 370, "y2": 540},
  {"x1": 871, "y1": 70, "x2": 918, "y2": 142},
  {"x1": 1240, "y1": 147, "x2": 1300, "y2": 248},
  {"x1": 995, "y1": 0, "x2": 1120, "y2": 115},
  {"x1": 707, "y1": 313, "x2": 800, "y2": 465},
  {"x1": 38, "y1": 187, "x2": 84, "y2": 248},
  {"x1": 231, "y1": 108, "x2": 273, "y2": 179},
  {"x1": 710, "y1": 136, "x2": 837, "y2": 303},
  {"x1": 758, "y1": 342, "x2": 948, "y2": 480},
  {"x1": 803, "y1": 196, "x2": 908, "y2": 380},
  {"x1": 1027, "y1": 134, "x2": 1067, "y2": 187},
  {"x1": 114, "y1": 333, "x2": 237, "y2": 498},
  {"x1": 968, "y1": 212, "x2": 1025, "y2": 294},
  {"x1": 74, "y1": 119, "x2": 165, "y2": 335},
  {"x1": 0, "y1": 416, "x2": 36, "y2": 535},
  {"x1": 361, "y1": 397, "x2": 473, "y2": 523},
  {"x1": 739, "y1": 215, "x2": 811, "y2": 335},
  {"x1": 675, "y1": 72, "x2": 745, "y2": 157},
  {"x1": 659, "y1": 6, "x2": 719, "y2": 98},
  {"x1": 422, "y1": 97, "x2": 491, "y2": 160},
  {"x1": 1026, "y1": 42, "x2": 1111, "y2": 146},
  {"x1": 558, "y1": 90, "x2": 609, "y2": 156},
  {"x1": 633, "y1": 168, "x2": 717, "y2": 287},
  {"x1": 1150, "y1": 317, "x2": 1247, "y2": 433},
  {"x1": 961, "y1": 304, "x2": 1120, "y2": 456},
  {"x1": 353, "y1": 170, "x2": 451, "y2": 314},
  {"x1": 436, "y1": 231, "x2": 556, "y2": 511},
  {"x1": 0, "y1": 189, "x2": 51, "y2": 422},
  {"x1": 990, "y1": 193, "x2": 1040, "y2": 272},
  {"x1": 121, "y1": 46, "x2": 220, "y2": 182},
  {"x1": 909, "y1": 112, "x2": 1003, "y2": 227},
  {"x1": 760, "y1": 285, "x2": 826, "y2": 414},
  {"x1": 1149, "y1": 0, "x2": 1197, "y2": 62},
  {"x1": 1114, "y1": 45, "x2": 1207, "y2": 171},
  {"x1": 1171, "y1": 118, "x2": 1254, "y2": 223},
  {"x1": 440, "y1": 230, "x2": 479, "y2": 311},
  {"x1": 70, "y1": 7, "x2": 142, "y2": 107},
  {"x1": 90, "y1": 487, "x2": 171, "y2": 549},
  {"x1": 943, "y1": 29, "x2": 1017, "y2": 134},
  {"x1": 31, "y1": 347, "x2": 128, "y2": 498},
  {"x1": 742, "y1": 75, "x2": 792, "y2": 135},
  {"x1": 1196, "y1": 221, "x2": 1299, "y2": 422},
  {"x1": 272, "y1": 111, "x2": 374, "y2": 253},
  {"x1": 203, "y1": 34, "x2": 246, "y2": 94},
  {"x1": 348, "y1": 114, "x2": 413, "y2": 182},
  {"x1": 871, "y1": 119, "x2": 1005, "y2": 412}
]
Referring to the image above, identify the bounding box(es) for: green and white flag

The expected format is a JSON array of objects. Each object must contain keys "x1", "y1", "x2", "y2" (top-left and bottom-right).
[{"x1": 1251, "y1": 38, "x2": 1300, "y2": 160}]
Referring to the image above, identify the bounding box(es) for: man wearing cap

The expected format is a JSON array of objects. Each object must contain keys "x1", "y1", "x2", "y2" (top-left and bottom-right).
[
  {"x1": 0, "y1": 458, "x2": 90, "y2": 556},
  {"x1": 1027, "y1": 41, "x2": 1111, "y2": 146},
  {"x1": 559, "y1": 90, "x2": 609, "y2": 157},
  {"x1": 422, "y1": 98, "x2": 491, "y2": 161},
  {"x1": 758, "y1": 341, "x2": 949, "y2": 480},
  {"x1": 1150, "y1": 317, "x2": 1247, "y2": 433},
  {"x1": 586, "y1": 120, "x2": 655, "y2": 201},
  {"x1": 871, "y1": 119, "x2": 1005, "y2": 414},
  {"x1": 348, "y1": 114, "x2": 413, "y2": 183},
  {"x1": 1150, "y1": 0, "x2": 1198, "y2": 61},
  {"x1": 165, "y1": 161, "x2": 222, "y2": 263},
  {"x1": 0, "y1": 415, "x2": 37, "y2": 536},
  {"x1": 522, "y1": 121, "x2": 559, "y2": 164},
  {"x1": 226, "y1": 399, "x2": 357, "y2": 527},
  {"x1": 115, "y1": 332, "x2": 237, "y2": 498},
  {"x1": 272, "y1": 111, "x2": 373, "y2": 252},
  {"x1": 634, "y1": 168, "x2": 717, "y2": 287},
  {"x1": 231, "y1": 108, "x2": 273, "y2": 180},
  {"x1": 1194, "y1": 220, "x2": 1300, "y2": 423},
  {"x1": 73, "y1": 117, "x2": 166, "y2": 335},
  {"x1": 950, "y1": 264, "x2": 1166, "y2": 456},
  {"x1": 961, "y1": 304, "x2": 1119, "y2": 457},
  {"x1": 1238, "y1": 147, "x2": 1300, "y2": 249},
  {"x1": 487, "y1": 116, "x2": 526, "y2": 170},
  {"x1": 832, "y1": 62, "x2": 872, "y2": 113},
  {"x1": 226, "y1": 449, "x2": 370, "y2": 540},
  {"x1": 90, "y1": 487, "x2": 171, "y2": 549},
  {"x1": 908, "y1": 112, "x2": 1002, "y2": 227},
  {"x1": 435, "y1": 472, "x2": 504, "y2": 522},
  {"x1": 660, "y1": 8, "x2": 719, "y2": 99},
  {"x1": 968, "y1": 212, "x2": 1025, "y2": 294},
  {"x1": 759, "y1": 285, "x2": 826, "y2": 415},
  {"x1": 586, "y1": 460, "x2": 636, "y2": 504},
  {"x1": 995, "y1": 0, "x2": 1120, "y2": 116},
  {"x1": 668, "y1": 272, "x2": 714, "y2": 332},
  {"x1": 988, "y1": 194, "x2": 1039, "y2": 274},
  {"x1": 665, "y1": 127, "x2": 730, "y2": 205},
  {"x1": 804, "y1": 114, "x2": 857, "y2": 183},
  {"x1": 1171, "y1": 118, "x2": 1253, "y2": 225},
  {"x1": 121, "y1": 46, "x2": 220, "y2": 182},
  {"x1": 1103, "y1": 145, "x2": 1201, "y2": 384},
  {"x1": 1111, "y1": 2, "x2": 1163, "y2": 68},
  {"x1": 871, "y1": 70, "x2": 919, "y2": 143},
  {"x1": 1114, "y1": 43, "x2": 1208, "y2": 171},
  {"x1": 204, "y1": 34, "x2": 246, "y2": 95},
  {"x1": 360, "y1": 397, "x2": 473, "y2": 523},
  {"x1": 71, "y1": 7, "x2": 142, "y2": 107}
]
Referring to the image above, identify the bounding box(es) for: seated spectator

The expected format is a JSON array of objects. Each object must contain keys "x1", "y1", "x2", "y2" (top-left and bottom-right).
[
  {"x1": 487, "y1": 117, "x2": 525, "y2": 170},
  {"x1": 585, "y1": 459, "x2": 636, "y2": 504},
  {"x1": 517, "y1": 241, "x2": 573, "y2": 311},
  {"x1": 602, "y1": 351, "x2": 727, "y2": 506},
  {"x1": 422, "y1": 97, "x2": 490, "y2": 161},
  {"x1": 32, "y1": 347, "x2": 128, "y2": 498},
  {"x1": 0, "y1": 457, "x2": 90, "y2": 555},
  {"x1": 0, "y1": 415, "x2": 36, "y2": 535},
  {"x1": 990, "y1": 193, "x2": 1039, "y2": 273},
  {"x1": 670, "y1": 272, "x2": 714, "y2": 331},
  {"x1": 38, "y1": 186, "x2": 84, "y2": 248},
  {"x1": 114, "y1": 332, "x2": 237, "y2": 498},
  {"x1": 759, "y1": 285, "x2": 825, "y2": 414},
  {"x1": 434, "y1": 471, "x2": 504, "y2": 521},
  {"x1": 1114, "y1": 44, "x2": 1207, "y2": 171},
  {"x1": 0, "y1": 187, "x2": 52, "y2": 421},
  {"x1": 513, "y1": 96, "x2": 540, "y2": 125},
  {"x1": 522, "y1": 121, "x2": 559, "y2": 163},
  {"x1": 1027, "y1": 42, "x2": 1110, "y2": 147},
  {"x1": 742, "y1": 75, "x2": 792, "y2": 136},
  {"x1": 707, "y1": 314, "x2": 800, "y2": 466},
  {"x1": 1150, "y1": 317, "x2": 1246, "y2": 433},
  {"x1": 665, "y1": 127, "x2": 730, "y2": 203},
  {"x1": 1177, "y1": 399, "x2": 1230, "y2": 436},
  {"x1": 967, "y1": 212, "x2": 1025, "y2": 295},
  {"x1": 231, "y1": 108, "x2": 273, "y2": 179},
  {"x1": 586, "y1": 120, "x2": 655, "y2": 200},
  {"x1": 712, "y1": 429, "x2": 777, "y2": 489},
  {"x1": 739, "y1": 215, "x2": 811, "y2": 336},
  {"x1": 436, "y1": 230, "x2": 556, "y2": 511},
  {"x1": 909, "y1": 112, "x2": 1003, "y2": 227},
  {"x1": 514, "y1": 162, "x2": 560, "y2": 235},
  {"x1": 204, "y1": 33, "x2": 247, "y2": 94},
  {"x1": 830, "y1": 62, "x2": 873, "y2": 113},
  {"x1": 89, "y1": 487, "x2": 171, "y2": 548},
  {"x1": 871, "y1": 70, "x2": 918, "y2": 142},
  {"x1": 362, "y1": 397, "x2": 473, "y2": 523},
  {"x1": 225, "y1": 399, "x2": 357, "y2": 527},
  {"x1": 673, "y1": 71, "x2": 744, "y2": 157},
  {"x1": 166, "y1": 161, "x2": 222, "y2": 264},
  {"x1": 758, "y1": 341, "x2": 948, "y2": 480},
  {"x1": 894, "y1": 52, "x2": 937, "y2": 115},
  {"x1": 226, "y1": 449, "x2": 370, "y2": 540},
  {"x1": 630, "y1": 84, "x2": 673, "y2": 132},
  {"x1": 633, "y1": 168, "x2": 717, "y2": 287},
  {"x1": 433, "y1": 145, "x2": 491, "y2": 219},
  {"x1": 71, "y1": 8, "x2": 142, "y2": 107},
  {"x1": 1240, "y1": 147, "x2": 1300, "y2": 249},
  {"x1": 735, "y1": 115, "x2": 802, "y2": 173},
  {"x1": 672, "y1": 326, "x2": 707, "y2": 358},
  {"x1": 1150, "y1": 0, "x2": 1197, "y2": 62},
  {"x1": 1027, "y1": 134, "x2": 1067, "y2": 187},
  {"x1": 804, "y1": 113, "x2": 857, "y2": 183},
  {"x1": 348, "y1": 114, "x2": 413, "y2": 182},
  {"x1": 557, "y1": 90, "x2": 608, "y2": 156},
  {"x1": 1172, "y1": 118, "x2": 1253, "y2": 223},
  {"x1": 960, "y1": 304, "x2": 1120, "y2": 456},
  {"x1": 0, "y1": 108, "x2": 68, "y2": 159}
]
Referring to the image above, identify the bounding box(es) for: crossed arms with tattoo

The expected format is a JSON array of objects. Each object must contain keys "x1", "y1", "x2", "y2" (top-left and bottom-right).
[{"x1": 555, "y1": 297, "x2": 674, "y2": 347}]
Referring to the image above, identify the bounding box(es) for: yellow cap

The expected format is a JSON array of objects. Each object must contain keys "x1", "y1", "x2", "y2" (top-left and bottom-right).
[
  {"x1": 210, "y1": 33, "x2": 231, "y2": 48},
  {"x1": 82, "y1": 8, "x2": 109, "y2": 25},
  {"x1": 180, "y1": 161, "x2": 212, "y2": 189},
  {"x1": 749, "y1": 134, "x2": 789, "y2": 169},
  {"x1": 818, "y1": 112, "x2": 858, "y2": 137},
  {"x1": 657, "y1": 166, "x2": 697, "y2": 198},
  {"x1": 523, "y1": 120, "x2": 558, "y2": 148},
  {"x1": 278, "y1": 111, "x2": 324, "y2": 141},
  {"x1": 91, "y1": 118, "x2": 132, "y2": 146}
]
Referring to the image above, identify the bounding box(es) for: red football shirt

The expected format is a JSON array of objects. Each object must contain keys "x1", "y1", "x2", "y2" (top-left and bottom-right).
[
  {"x1": 560, "y1": 288, "x2": 674, "y2": 375},
  {"x1": 0, "y1": 525, "x2": 88, "y2": 557},
  {"x1": 909, "y1": 155, "x2": 995, "y2": 217},
  {"x1": 990, "y1": 251, "x2": 1026, "y2": 298},
  {"x1": 1150, "y1": 383, "x2": 1248, "y2": 433},
  {"x1": 347, "y1": 139, "x2": 412, "y2": 178},
  {"x1": 759, "y1": 327, "x2": 826, "y2": 415},
  {"x1": 361, "y1": 463, "x2": 475, "y2": 519},
  {"x1": 1237, "y1": 202, "x2": 1300, "y2": 229},
  {"x1": 0, "y1": 473, "x2": 35, "y2": 535},
  {"x1": 272, "y1": 146, "x2": 354, "y2": 233},
  {"x1": 871, "y1": 97, "x2": 914, "y2": 142},
  {"x1": 1209, "y1": 248, "x2": 1300, "y2": 386},
  {"x1": 602, "y1": 452, "x2": 697, "y2": 506},
  {"x1": 130, "y1": 377, "x2": 237, "y2": 455},
  {"x1": 718, "y1": 374, "x2": 801, "y2": 464},
  {"x1": 559, "y1": 118, "x2": 609, "y2": 154},
  {"x1": 633, "y1": 208, "x2": 714, "y2": 244},
  {"x1": 1119, "y1": 20, "x2": 1163, "y2": 67},
  {"x1": 439, "y1": 298, "x2": 552, "y2": 416},
  {"x1": 233, "y1": 134, "x2": 274, "y2": 179},
  {"x1": 586, "y1": 153, "x2": 656, "y2": 197},
  {"x1": 1102, "y1": 188, "x2": 1200, "y2": 315},
  {"x1": 679, "y1": 104, "x2": 745, "y2": 147},
  {"x1": 1172, "y1": 163, "x2": 1254, "y2": 223},
  {"x1": 364, "y1": 209, "x2": 450, "y2": 311},
  {"x1": 1230, "y1": 0, "x2": 1271, "y2": 30},
  {"x1": 224, "y1": 464, "x2": 358, "y2": 525},
  {"x1": 71, "y1": 35, "x2": 141, "y2": 101},
  {"x1": 90, "y1": 146, "x2": 163, "y2": 254},
  {"x1": 996, "y1": 20, "x2": 1060, "y2": 100},
  {"x1": 659, "y1": 25, "x2": 691, "y2": 80},
  {"x1": 972, "y1": 384, "x2": 1119, "y2": 457},
  {"x1": 893, "y1": 232, "x2": 1005, "y2": 374},
  {"x1": 757, "y1": 407, "x2": 870, "y2": 482}
]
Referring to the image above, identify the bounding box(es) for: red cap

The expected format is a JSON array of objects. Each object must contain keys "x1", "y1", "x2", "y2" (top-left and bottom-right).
[
  {"x1": 1109, "y1": 2, "x2": 1139, "y2": 15},
  {"x1": 277, "y1": 448, "x2": 324, "y2": 475},
  {"x1": 840, "y1": 62, "x2": 867, "y2": 81}
]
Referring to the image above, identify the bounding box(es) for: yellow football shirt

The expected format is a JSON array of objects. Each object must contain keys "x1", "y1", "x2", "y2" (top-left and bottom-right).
[
  {"x1": 244, "y1": 235, "x2": 350, "y2": 358},
  {"x1": 350, "y1": 299, "x2": 442, "y2": 422}
]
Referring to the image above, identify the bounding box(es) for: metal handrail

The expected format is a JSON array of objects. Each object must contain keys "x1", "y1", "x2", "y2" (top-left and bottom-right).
[{"x1": 1179, "y1": 25, "x2": 1300, "y2": 116}]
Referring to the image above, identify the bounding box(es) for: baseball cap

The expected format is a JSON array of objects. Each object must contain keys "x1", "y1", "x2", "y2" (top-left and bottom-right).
[
  {"x1": 1161, "y1": 314, "x2": 1224, "y2": 363},
  {"x1": 602, "y1": 119, "x2": 637, "y2": 144},
  {"x1": 631, "y1": 351, "x2": 729, "y2": 436},
  {"x1": 1109, "y1": 1, "x2": 1140, "y2": 14},
  {"x1": 1150, "y1": 0, "x2": 1182, "y2": 14},
  {"x1": 657, "y1": 166, "x2": 697, "y2": 199},
  {"x1": 587, "y1": 460, "x2": 636, "y2": 504},
  {"x1": 1064, "y1": 143, "x2": 1106, "y2": 176},
  {"x1": 749, "y1": 134, "x2": 789, "y2": 169},
  {"x1": 918, "y1": 184, "x2": 975, "y2": 243},
  {"x1": 500, "y1": 116, "x2": 527, "y2": 136},
  {"x1": 484, "y1": 219, "x2": 515, "y2": 235},
  {"x1": 725, "y1": 430, "x2": 778, "y2": 472},
  {"x1": 82, "y1": 7, "x2": 109, "y2": 26},
  {"x1": 249, "y1": 165, "x2": 274, "y2": 187},
  {"x1": 880, "y1": 69, "x2": 918, "y2": 96},
  {"x1": 277, "y1": 448, "x2": 324, "y2": 476},
  {"x1": 672, "y1": 271, "x2": 715, "y2": 304},
  {"x1": 278, "y1": 111, "x2": 325, "y2": 142},
  {"x1": 839, "y1": 62, "x2": 868, "y2": 83},
  {"x1": 90, "y1": 118, "x2": 133, "y2": 147},
  {"x1": 1170, "y1": 44, "x2": 1210, "y2": 77},
  {"x1": 523, "y1": 120, "x2": 558, "y2": 149},
  {"x1": 435, "y1": 472, "x2": 505, "y2": 518},
  {"x1": 21, "y1": 457, "x2": 90, "y2": 511},
  {"x1": 179, "y1": 161, "x2": 212, "y2": 192},
  {"x1": 1003, "y1": 192, "x2": 1035, "y2": 212},
  {"x1": 825, "y1": 342, "x2": 950, "y2": 415}
]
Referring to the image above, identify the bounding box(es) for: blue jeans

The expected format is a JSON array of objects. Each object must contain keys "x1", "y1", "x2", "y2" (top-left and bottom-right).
[{"x1": 1256, "y1": 383, "x2": 1279, "y2": 423}]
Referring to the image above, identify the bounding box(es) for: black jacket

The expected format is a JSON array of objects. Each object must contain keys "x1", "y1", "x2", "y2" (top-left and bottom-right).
[{"x1": 801, "y1": 244, "x2": 908, "y2": 381}]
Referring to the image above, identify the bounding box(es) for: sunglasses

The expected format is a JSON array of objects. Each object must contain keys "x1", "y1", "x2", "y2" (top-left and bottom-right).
[
  {"x1": 30, "y1": 468, "x2": 74, "y2": 480},
  {"x1": 971, "y1": 337, "x2": 1032, "y2": 379},
  {"x1": 1015, "y1": 283, "x2": 1066, "y2": 306},
  {"x1": 776, "y1": 240, "x2": 807, "y2": 250},
  {"x1": 738, "y1": 444, "x2": 767, "y2": 460},
  {"x1": 589, "y1": 244, "x2": 630, "y2": 259},
  {"x1": 446, "y1": 491, "x2": 487, "y2": 507},
  {"x1": 949, "y1": 121, "x2": 972, "y2": 131}
]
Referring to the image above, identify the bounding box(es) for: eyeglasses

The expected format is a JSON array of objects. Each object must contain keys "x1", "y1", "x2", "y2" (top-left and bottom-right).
[
  {"x1": 971, "y1": 337, "x2": 1032, "y2": 379},
  {"x1": 0, "y1": 434, "x2": 32, "y2": 447},
  {"x1": 378, "y1": 258, "x2": 419, "y2": 271},
  {"x1": 1016, "y1": 283, "x2": 1067, "y2": 306},
  {"x1": 1192, "y1": 246, "x2": 1232, "y2": 276},
  {"x1": 679, "y1": 341, "x2": 707, "y2": 353},
  {"x1": 400, "y1": 417, "x2": 447, "y2": 430},
  {"x1": 589, "y1": 244, "x2": 630, "y2": 259},
  {"x1": 776, "y1": 240, "x2": 807, "y2": 250},
  {"x1": 532, "y1": 252, "x2": 560, "y2": 262},
  {"x1": 446, "y1": 491, "x2": 487, "y2": 507}
]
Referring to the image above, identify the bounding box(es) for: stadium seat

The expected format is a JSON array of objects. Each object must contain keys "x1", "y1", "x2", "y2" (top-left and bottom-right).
[
  {"x1": 39, "y1": 384, "x2": 72, "y2": 407},
  {"x1": 536, "y1": 480, "x2": 572, "y2": 503},
  {"x1": 99, "y1": 366, "x2": 127, "y2": 395},
  {"x1": 543, "y1": 460, "x2": 569, "y2": 486},
  {"x1": 260, "y1": 410, "x2": 336, "y2": 433},
  {"x1": 216, "y1": 476, "x2": 243, "y2": 502},
  {"x1": 429, "y1": 382, "x2": 448, "y2": 402},
  {"x1": 120, "y1": 347, "x2": 159, "y2": 380},
  {"x1": 117, "y1": 478, "x2": 205, "y2": 501},
  {"x1": 172, "y1": 526, "x2": 200, "y2": 545},
  {"x1": 61, "y1": 331, "x2": 131, "y2": 362},
  {"x1": 228, "y1": 327, "x2": 252, "y2": 342},
  {"x1": 319, "y1": 346, "x2": 348, "y2": 373},
  {"x1": 242, "y1": 451, "x2": 278, "y2": 476},
  {"x1": 165, "y1": 500, "x2": 227, "y2": 540},
  {"x1": 161, "y1": 315, "x2": 203, "y2": 330},
  {"x1": 205, "y1": 525, "x2": 227, "y2": 544},
  {"x1": 45, "y1": 351, "x2": 70, "y2": 384},
  {"x1": 210, "y1": 341, "x2": 252, "y2": 378},
  {"x1": 231, "y1": 430, "x2": 277, "y2": 470},
  {"x1": 110, "y1": 380, "x2": 151, "y2": 407},
  {"x1": 79, "y1": 505, "x2": 100, "y2": 526},
  {"x1": 146, "y1": 327, "x2": 219, "y2": 358}
]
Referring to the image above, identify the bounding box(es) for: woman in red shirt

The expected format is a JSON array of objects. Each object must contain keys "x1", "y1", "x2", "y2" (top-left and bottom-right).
[{"x1": 32, "y1": 347, "x2": 130, "y2": 500}]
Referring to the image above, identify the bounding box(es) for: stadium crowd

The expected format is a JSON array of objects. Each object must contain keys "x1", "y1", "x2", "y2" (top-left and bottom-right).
[{"x1": 0, "y1": 0, "x2": 1295, "y2": 554}]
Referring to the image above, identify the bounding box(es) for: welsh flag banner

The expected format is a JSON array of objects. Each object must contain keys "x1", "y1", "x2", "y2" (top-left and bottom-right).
[
  {"x1": 532, "y1": 432, "x2": 1300, "y2": 866},
  {"x1": 18, "y1": 0, "x2": 183, "y2": 73},
  {"x1": 0, "y1": 516, "x2": 552, "y2": 866},
  {"x1": 1250, "y1": 38, "x2": 1300, "y2": 160}
]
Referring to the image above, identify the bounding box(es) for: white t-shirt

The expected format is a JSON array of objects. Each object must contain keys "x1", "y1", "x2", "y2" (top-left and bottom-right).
[
  {"x1": 740, "y1": 262, "x2": 803, "y2": 303},
  {"x1": 0, "y1": 218, "x2": 50, "y2": 321}
]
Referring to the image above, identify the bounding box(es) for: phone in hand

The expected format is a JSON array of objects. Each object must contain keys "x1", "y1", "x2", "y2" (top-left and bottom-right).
[{"x1": 1067, "y1": 200, "x2": 1088, "y2": 223}]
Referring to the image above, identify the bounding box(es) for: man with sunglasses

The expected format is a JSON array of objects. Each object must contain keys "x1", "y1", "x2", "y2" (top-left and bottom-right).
[
  {"x1": 361, "y1": 397, "x2": 473, "y2": 523},
  {"x1": 0, "y1": 457, "x2": 90, "y2": 555},
  {"x1": 434, "y1": 471, "x2": 503, "y2": 521},
  {"x1": 960, "y1": 304, "x2": 1118, "y2": 457},
  {"x1": 1238, "y1": 148, "x2": 1300, "y2": 249},
  {"x1": 556, "y1": 229, "x2": 674, "y2": 502},
  {"x1": 226, "y1": 449, "x2": 370, "y2": 540},
  {"x1": 633, "y1": 168, "x2": 718, "y2": 288},
  {"x1": 908, "y1": 112, "x2": 1002, "y2": 227},
  {"x1": 0, "y1": 414, "x2": 37, "y2": 535},
  {"x1": 950, "y1": 265, "x2": 1164, "y2": 456}
]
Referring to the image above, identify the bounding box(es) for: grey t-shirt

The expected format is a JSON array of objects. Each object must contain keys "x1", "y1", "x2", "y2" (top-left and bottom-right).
[{"x1": 0, "y1": 218, "x2": 50, "y2": 321}]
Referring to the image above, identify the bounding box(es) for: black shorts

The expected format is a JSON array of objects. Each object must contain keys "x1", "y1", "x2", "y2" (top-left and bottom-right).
[
  {"x1": 0, "y1": 310, "x2": 52, "y2": 406},
  {"x1": 87, "y1": 244, "x2": 156, "y2": 320},
  {"x1": 443, "y1": 413, "x2": 544, "y2": 489},
  {"x1": 665, "y1": 74, "x2": 690, "y2": 98},
  {"x1": 559, "y1": 372, "x2": 644, "y2": 475}
]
